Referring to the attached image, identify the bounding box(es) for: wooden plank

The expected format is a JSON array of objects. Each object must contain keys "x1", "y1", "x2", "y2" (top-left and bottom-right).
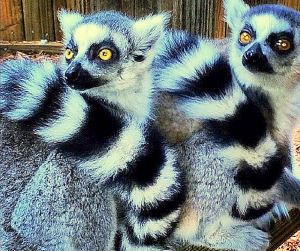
[
  {"x1": 278, "y1": 0, "x2": 300, "y2": 9},
  {"x1": 134, "y1": 0, "x2": 158, "y2": 18},
  {"x1": 88, "y1": 0, "x2": 134, "y2": 17},
  {"x1": 90, "y1": 0, "x2": 120, "y2": 12},
  {"x1": 245, "y1": 0, "x2": 278, "y2": 6},
  {"x1": 157, "y1": 0, "x2": 173, "y2": 29},
  {"x1": 65, "y1": 0, "x2": 89, "y2": 13},
  {"x1": 196, "y1": 0, "x2": 215, "y2": 38},
  {"x1": 184, "y1": 0, "x2": 191, "y2": 33},
  {"x1": 0, "y1": 41, "x2": 63, "y2": 54},
  {"x1": 39, "y1": 0, "x2": 56, "y2": 41},
  {"x1": 22, "y1": 0, "x2": 56, "y2": 41},
  {"x1": 53, "y1": 0, "x2": 68, "y2": 42},
  {"x1": 22, "y1": 0, "x2": 42, "y2": 41},
  {"x1": 0, "y1": 0, "x2": 24, "y2": 41},
  {"x1": 213, "y1": 1, "x2": 227, "y2": 39},
  {"x1": 207, "y1": 0, "x2": 215, "y2": 38},
  {"x1": 268, "y1": 209, "x2": 300, "y2": 250},
  {"x1": 119, "y1": 0, "x2": 135, "y2": 17},
  {"x1": 172, "y1": 0, "x2": 184, "y2": 30},
  {"x1": 157, "y1": 0, "x2": 173, "y2": 13}
]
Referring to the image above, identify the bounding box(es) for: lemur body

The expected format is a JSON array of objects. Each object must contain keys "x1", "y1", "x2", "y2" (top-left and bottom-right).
[
  {"x1": 153, "y1": 2, "x2": 300, "y2": 249},
  {"x1": 1, "y1": 11, "x2": 185, "y2": 251}
]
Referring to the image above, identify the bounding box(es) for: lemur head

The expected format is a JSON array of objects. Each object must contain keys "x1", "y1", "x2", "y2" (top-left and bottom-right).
[
  {"x1": 224, "y1": 0, "x2": 300, "y2": 89},
  {"x1": 58, "y1": 10, "x2": 169, "y2": 105}
]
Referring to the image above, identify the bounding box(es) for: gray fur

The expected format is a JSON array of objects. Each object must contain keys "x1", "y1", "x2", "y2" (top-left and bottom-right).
[
  {"x1": 0, "y1": 116, "x2": 117, "y2": 251},
  {"x1": 1, "y1": 116, "x2": 50, "y2": 250},
  {"x1": 176, "y1": 130, "x2": 270, "y2": 251}
]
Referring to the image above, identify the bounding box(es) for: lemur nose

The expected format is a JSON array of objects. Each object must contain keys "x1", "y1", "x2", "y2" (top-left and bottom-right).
[
  {"x1": 242, "y1": 42, "x2": 274, "y2": 74},
  {"x1": 65, "y1": 63, "x2": 82, "y2": 81},
  {"x1": 245, "y1": 50, "x2": 260, "y2": 62},
  {"x1": 244, "y1": 43, "x2": 263, "y2": 63}
]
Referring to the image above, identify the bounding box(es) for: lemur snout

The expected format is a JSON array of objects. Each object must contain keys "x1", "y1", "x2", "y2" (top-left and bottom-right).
[
  {"x1": 242, "y1": 43, "x2": 274, "y2": 74},
  {"x1": 65, "y1": 62, "x2": 102, "y2": 90},
  {"x1": 65, "y1": 63, "x2": 82, "y2": 82}
]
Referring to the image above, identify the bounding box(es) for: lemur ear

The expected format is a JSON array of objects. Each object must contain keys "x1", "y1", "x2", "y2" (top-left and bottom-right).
[
  {"x1": 132, "y1": 13, "x2": 170, "y2": 54},
  {"x1": 224, "y1": 0, "x2": 250, "y2": 29},
  {"x1": 58, "y1": 10, "x2": 83, "y2": 42}
]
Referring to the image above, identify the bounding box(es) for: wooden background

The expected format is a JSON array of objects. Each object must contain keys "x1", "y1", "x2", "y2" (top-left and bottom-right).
[{"x1": 1, "y1": 0, "x2": 300, "y2": 42}]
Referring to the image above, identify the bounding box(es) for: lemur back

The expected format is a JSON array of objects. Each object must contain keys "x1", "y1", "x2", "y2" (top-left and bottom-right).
[
  {"x1": 153, "y1": 3, "x2": 300, "y2": 250},
  {"x1": 1, "y1": 11, "x2": 185, "y2": 251}
]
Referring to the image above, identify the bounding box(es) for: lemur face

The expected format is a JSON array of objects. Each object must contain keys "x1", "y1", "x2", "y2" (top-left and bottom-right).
[
  {"x1": 58, "y1": 10, "x2": 168, "y2": 95},
  {"x1": 62, "y1": 22, "x2": 130, "y2": 91},
  {"x1": 225, "y1": 0, "x2": 300, "y2": 86},
  {"x1": 235, "y1": 13, "x2": 299, "y2": 75}
]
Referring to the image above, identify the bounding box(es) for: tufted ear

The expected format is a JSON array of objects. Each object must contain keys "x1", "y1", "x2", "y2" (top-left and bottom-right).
[
  {"x1": 224, "y1": 0, "x2": 250, "y2": 29},
  {"x1": 132, "y1": 13, "x2": 170, "y2": 54},
  {"x1": 58, "y1": 10, "x2": 83, "y2": 42}
]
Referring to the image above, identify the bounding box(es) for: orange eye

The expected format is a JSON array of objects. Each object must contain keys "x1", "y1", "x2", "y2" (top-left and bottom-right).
[
  {"x1": 65, "y1": 49, "x2": 74, "y2": 60},
  {"x1": 276, "y1": 39, "x2": 291, "y2": 51},
  {"x1": 99, "y1": 49, "x2": 113, "y2": 61},
  {"x1": 240, "y1": 31, "x2": 252, "y2": 44}
]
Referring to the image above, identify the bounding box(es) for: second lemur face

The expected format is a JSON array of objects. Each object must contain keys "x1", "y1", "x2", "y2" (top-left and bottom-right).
[
  {"x1": 225, "y1": 0, "x2": 300, "y2": 86},
  {"x1": 58, "y1": 10, "x2": 168, "y2": 95}
]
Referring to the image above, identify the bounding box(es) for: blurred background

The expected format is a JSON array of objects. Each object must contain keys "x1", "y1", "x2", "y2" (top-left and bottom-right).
[{"x1": 1, "y1": 0, "x2": 300, "y2": 43}]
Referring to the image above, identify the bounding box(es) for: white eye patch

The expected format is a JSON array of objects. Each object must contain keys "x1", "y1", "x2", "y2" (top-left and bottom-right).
[
  {"x1": 73, "y1": 24, "x2": 110, "y2": 53},
  {"x1": 250, "y1": 14, "x2": 290, "y2": 41}
]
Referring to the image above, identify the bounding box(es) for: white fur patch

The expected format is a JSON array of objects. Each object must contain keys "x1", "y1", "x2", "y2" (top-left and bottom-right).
[
  {"x1": 181, "y1": 85, "x2": 246, "y2": 120},
  {"x1": 73, "y1": 24, "x2": 110, "y2": 54},
  {"x1": 129, "y1": 208, "x2": 181, "y2": 240},
  {"x1": 236, "y1": 189, "x2": 276, "y2": 215},
  {"x1": 251, "y1": 15, "x2": 290, "y2": 42},
  {"x1": 79, "y1": 119, "x2": 145, "y2": 182},
  {"x1": 83, "y1": 59, "x2": 154, "y2": 120},
  {"x1": 127, "y1": 149, "x2": 180, "y2": 209},
  {"x1": 220, "y1": 135, "x2": 277, "y2": 168},
  {"x1": 37, "y1": 88, "x2": 87, "y2": 143},
  {"x1": 157, "y1": 41, "x2": 219, "y2": 90}
]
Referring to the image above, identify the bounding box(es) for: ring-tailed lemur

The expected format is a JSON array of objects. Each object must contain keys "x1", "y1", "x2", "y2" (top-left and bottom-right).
[
  {"x1": 225, "y1": 0, "x2": 300, "y2": 206},
  {"x1": 153, "y1": 1, "x2": 300, "y2": 250},
  {"x1": 1, "y1": 11, "x2": 185, "y2": 251}
]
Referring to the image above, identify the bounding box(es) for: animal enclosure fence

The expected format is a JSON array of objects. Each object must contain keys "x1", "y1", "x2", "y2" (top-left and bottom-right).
[{"x1": 1, "y1": 0, "x2": 300, "y2": 43}]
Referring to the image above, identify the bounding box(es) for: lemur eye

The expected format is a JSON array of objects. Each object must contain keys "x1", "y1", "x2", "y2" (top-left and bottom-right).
[
  {"x1": 99, "y1": 49, "x2": 113, "y2": 61},
  {"x1": 240, "y1": 32, "x2": 252, "y2": 44},
  {"x1": 65, "y1": 49, "x2": 74, "y2": 60},
  {"x1": 276, "y1": 39, "x2": 291, "y2": 51}
]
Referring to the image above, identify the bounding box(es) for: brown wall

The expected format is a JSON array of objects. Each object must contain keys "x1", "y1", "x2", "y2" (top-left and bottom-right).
[{"x1": 1, "y1": 0, "x2": 300, "y2": 42}]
